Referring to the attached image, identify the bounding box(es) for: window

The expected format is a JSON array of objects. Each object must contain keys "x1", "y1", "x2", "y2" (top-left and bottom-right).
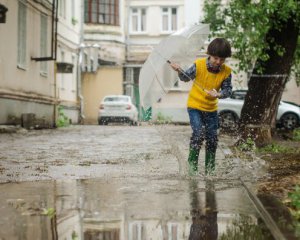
[
  {"x1": 60, "y1": 51, "x2": 65, "y2": 89},
  {"x1": 58, "y1": 0, "x2": 66, "y2": 19},
  {"x1": 17, "y1": 0, "x2": 27, "y2": 68},
  {"x1": 130, "y1": 8, "x2": 146, "y2": 33},
  {"x1": 168, "y1": 223, "x2": 178, "y2": 240},
  {"x1": 40, "y1": 14, "x2": 48, "y2": 75},
  {"x1": 72, "y1": 55, "x2": 76, "y2": 91},
  {"x1": 162, "y1": 7, "x2": 177, "y2": 32},
  {"x1": 124, "y1": 67, "x2": 140, "y2": 103},
  {"x1": 71, "y1": 0, "x2": 75, "y2": 20},
  {"x1": 83, "y1": 53, "x2": 88, "y2": 72},
  {"x1": 84, "y1": 0, "x2": 119, "y2": 25},
  {"x1": 129, "y1": 222, "x2": 144, "y2": 240}
]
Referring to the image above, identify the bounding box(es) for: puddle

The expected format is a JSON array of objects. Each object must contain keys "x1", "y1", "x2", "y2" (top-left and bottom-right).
[{"x1": 0, "y1": 177, "x2": 276, "y2": 239}]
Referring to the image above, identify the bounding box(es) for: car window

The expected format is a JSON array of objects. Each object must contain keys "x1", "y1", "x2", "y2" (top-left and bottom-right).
[
  {"x1": 104, "y1": 97, "x2": 129, "y2": 102},
  {"x1": 231, "y1": 91, "x2": 247, "y2": 100}
]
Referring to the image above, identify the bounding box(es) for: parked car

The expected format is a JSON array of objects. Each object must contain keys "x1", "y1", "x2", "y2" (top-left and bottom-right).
[
  {"x1": 218, "y1": 90, "x2": 300, "y2": 130},
  {"x1": 98, "y1": 95, "x2": 138, "y2": 125}
]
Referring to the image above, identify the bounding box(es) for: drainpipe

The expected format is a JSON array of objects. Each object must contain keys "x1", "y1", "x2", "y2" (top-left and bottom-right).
[
  {"x1": 53, "y1": 63, "x2": 57, "y2": 127},
  {"x1": 77, "y1": 0, "x2": 85, "y2": 124}
]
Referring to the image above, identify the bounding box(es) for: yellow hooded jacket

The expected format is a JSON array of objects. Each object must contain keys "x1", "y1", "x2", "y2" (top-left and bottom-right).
[{"x1": 187, "y1": 58, "x2": 231, "y2": 112}]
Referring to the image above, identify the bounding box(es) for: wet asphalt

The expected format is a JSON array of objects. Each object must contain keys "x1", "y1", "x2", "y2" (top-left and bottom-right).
[{"x1": 0, "y1": 125, "x2": 277, "y2": 239}]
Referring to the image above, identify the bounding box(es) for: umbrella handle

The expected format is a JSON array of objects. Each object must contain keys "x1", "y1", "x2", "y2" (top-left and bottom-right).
[{"x1": 167, "y1": 60, "x2": 211, "y2": 94}]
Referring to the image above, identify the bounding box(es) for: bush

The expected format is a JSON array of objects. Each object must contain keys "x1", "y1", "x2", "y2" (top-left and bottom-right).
[
  {"x1": 154, "y1": 112, "x2": 173, "y2": 124},
  {"x1": 56, "y1": 106, "x2": 70, "y2": 127}
]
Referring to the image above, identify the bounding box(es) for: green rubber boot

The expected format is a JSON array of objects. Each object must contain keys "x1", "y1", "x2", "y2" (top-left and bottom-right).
[
  {"x1": 205, "y1": 151, "x2": 216, "y2": 175},
  {"x1": 188, "y1": 148, "x2": 199, "y2": 175}
]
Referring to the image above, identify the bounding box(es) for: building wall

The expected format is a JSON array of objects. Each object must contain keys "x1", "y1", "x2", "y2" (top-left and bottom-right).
[
  {"x1": 82, "y1": 67, "x2": 123, "y2": 124},
  {"x1": 282, "y1": 76, "x2": 300, "y2": 105},
  {"x1": 0, "y1": 0, "x2": 55, "y2": 127},
  {"x1": 126, "y1": 0, "x2": 185, "y2": 63},
  {"x1": 56, "y1": 0, "x2": 82, "y2": 124},
  {"x1": 80, "y1": 0, "x2": 127, "y2": 125}
]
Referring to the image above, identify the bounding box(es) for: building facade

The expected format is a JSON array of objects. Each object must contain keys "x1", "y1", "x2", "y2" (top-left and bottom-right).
[
  {"x1": 80, "y1": 0, "x2": 126, "y2": 124},
  {"x1": 56, "y1": 0, "x2": 83, "y2": 124},
  {"x1": 0, "y1": 0, "x2": 84, "y2": 127},
  {"x1": 0, "y1": 0, "x2": 56, "y2": 128}
]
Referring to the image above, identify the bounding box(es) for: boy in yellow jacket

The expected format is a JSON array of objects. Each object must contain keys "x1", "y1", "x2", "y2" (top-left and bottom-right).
[{"x1": 171, "y1": 38, "x2": 232, "y2": 175}]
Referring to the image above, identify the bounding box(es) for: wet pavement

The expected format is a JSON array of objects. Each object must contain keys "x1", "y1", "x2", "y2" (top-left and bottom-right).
[
  {"x1": 0, "y1": 125, "x2": 280, "y2": 239},
  {"x1": 0, "y1": 178, "x2": 275, "y2": 239}
]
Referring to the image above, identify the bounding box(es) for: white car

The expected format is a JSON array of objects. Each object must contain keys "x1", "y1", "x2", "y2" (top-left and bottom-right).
[
  {"x1": 98, "y1": 95, "x2": 138, "y2": 125},
  {"x1": 218, "y1": 90, "x2": 300, "y2": 130}
]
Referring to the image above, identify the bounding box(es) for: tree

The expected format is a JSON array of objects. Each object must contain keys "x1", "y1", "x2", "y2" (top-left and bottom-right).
[{"x1": 203, "y1": 0, "x2": 300, "y2": 146}]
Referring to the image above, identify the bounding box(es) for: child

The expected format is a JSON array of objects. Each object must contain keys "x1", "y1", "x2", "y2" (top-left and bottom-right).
[{"x1": 170, "y1": 38, "x2": 232, "y2": 175}]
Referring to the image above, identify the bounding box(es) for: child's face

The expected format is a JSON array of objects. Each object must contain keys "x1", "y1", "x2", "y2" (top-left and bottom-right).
[{"x1": 209, "y1": 56, "x2": 226, "y2": 67}]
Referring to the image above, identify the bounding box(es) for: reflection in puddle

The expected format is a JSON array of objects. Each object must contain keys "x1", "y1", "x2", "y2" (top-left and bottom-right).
[
  {"x1": 0, "y1": 178, "x2": 275, "y2": 239},
  {"x1": 189, "y1": 180, "x2": 218, "y2": 239}
]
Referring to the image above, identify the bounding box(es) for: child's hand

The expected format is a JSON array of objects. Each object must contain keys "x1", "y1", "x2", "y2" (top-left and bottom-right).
[
  {"x1": 170, "y1": 63, "x2": 181, "y2": 72},
  {"x1": 207, "y1": 89, "x2": 221, "y2": 98}
]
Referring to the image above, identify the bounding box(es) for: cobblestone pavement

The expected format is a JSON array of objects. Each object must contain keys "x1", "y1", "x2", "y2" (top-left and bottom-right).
[{"x1": 0, "y1": 124, "x2": 266, "y2": 183}]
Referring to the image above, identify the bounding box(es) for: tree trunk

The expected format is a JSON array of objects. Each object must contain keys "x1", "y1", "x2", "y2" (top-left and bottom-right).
[{"x1": 239, "y1": 16, "x2": 299, "y2": 146}]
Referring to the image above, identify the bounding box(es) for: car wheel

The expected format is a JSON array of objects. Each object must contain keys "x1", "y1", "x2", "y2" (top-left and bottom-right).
[
  {"x1": 129, "y1": 120, "x2": 137, "y2": 126},
  {"x1": 280, "y1": 113, "x2": 299, "y2": 130},
  {"x1": 219, "y1": 111, "x2": 238, "y2": 130},
  {"x1": 98, "y1": 119, "x2": 108, "y2": 125}
]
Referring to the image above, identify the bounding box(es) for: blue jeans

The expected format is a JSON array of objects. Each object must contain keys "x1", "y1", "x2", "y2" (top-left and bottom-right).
[{"x1": 187, "y1": 108, "x2": 218, "y2": 153}]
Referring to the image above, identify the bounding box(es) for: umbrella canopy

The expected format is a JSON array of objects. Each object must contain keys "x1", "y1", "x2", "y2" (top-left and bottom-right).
[{"x1": 139, "y1": 24, "x2": 210, "y2": 113}]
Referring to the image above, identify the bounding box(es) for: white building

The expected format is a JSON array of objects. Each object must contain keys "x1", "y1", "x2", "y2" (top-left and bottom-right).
[{"x1": 124, "y1": 0, "x2": 186, "y2": 120}]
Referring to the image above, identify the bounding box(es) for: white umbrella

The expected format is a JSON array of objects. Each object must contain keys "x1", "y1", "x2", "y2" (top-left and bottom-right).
[{"x1": 139, "y1": 24, "x2": 210, "y2": 114}]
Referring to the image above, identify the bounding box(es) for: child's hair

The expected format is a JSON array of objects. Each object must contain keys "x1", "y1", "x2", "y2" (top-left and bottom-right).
[{"x1": 207, "y1": 38, "x2": 232, "y2": 58}]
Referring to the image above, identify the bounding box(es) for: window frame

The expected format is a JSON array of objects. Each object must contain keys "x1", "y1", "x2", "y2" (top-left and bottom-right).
[
  {"x1": 60, "y1": 50, "x2": 65, "y2": 89},
  {"x1": 130, "y1": 7, "x2": 147, "y2": 33},
  {"x1": 161, "y1": 7, "x2": 178, "y2": 33},
  {"x1": 84, "y1": 0, "x2": 120, "y2": 26},
  {"x1": 58, "y1": 0, "x2": 66, "y2": 19}
]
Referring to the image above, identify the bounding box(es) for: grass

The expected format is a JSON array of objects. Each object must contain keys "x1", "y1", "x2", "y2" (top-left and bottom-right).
[
  {"x1": 257, "y1": 143, "x2": 293, "y2": 154},
  {"x1": 287, "y1": 185, "x2": 300, "y2": 237},
  {"x1": 293, "y1": 128, "x2": 300, "y2": 141}
]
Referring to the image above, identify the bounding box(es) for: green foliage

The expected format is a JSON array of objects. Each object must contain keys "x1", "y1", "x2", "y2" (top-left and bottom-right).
[
  {"x1": 71, "y1": 17, "x2": 78, "y2": 25},
  {"x1": 257, "y1": 143, "x2": 292, "y2": 153},
  {"x1": 203, "y1": 0, "x2": 300, "y2": 76},
  {"x1": 289, "y1": 186, "x2": 300, "y2": 212},
  {"x1": 293, "y1": 38, "x2": 300, "y2": 86},
  {"x1": 56, "y1": 106, "x2": 70, "y2": 127},
  {"x1": 42, "y1": 207, "x2": 56, "y2": 219},
  {"x1": 237, "y1": 137, "x2": 256, "y2": 152},
  {"x1": 293, "y1": 128, "x2": 300, "y2": 141},
  {"x1": 141, "y1": 107, "x2": 152, "y2": 121},
  {"x1": 287, "y1": 185, "x2": 300, "y2": 236},
  {"x1": 219, "y1": 215, "x2": 272, "y2": 239},
  {"x1": 72, "y1": 231, "x2": 79, "y2": 240},
  {"x1": 155, "y1": 112, "x2": 173, "y2": 124}
]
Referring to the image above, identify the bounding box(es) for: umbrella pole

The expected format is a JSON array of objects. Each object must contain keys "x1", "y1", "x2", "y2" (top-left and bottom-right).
[
  {"x1": 152, "y1": 48, "x2": 209, "y2": 93},
  {"x1": 167, "y1": 60, "x2": 208, "y2": 93}
]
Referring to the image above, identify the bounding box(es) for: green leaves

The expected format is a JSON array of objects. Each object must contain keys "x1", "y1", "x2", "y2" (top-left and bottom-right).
[
  {"x1": 203, "y1": 0, "x2": 299, "y2": 74},
  {"x1": 42, "y1": 207, "x2": 56, "y2": 218}
]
